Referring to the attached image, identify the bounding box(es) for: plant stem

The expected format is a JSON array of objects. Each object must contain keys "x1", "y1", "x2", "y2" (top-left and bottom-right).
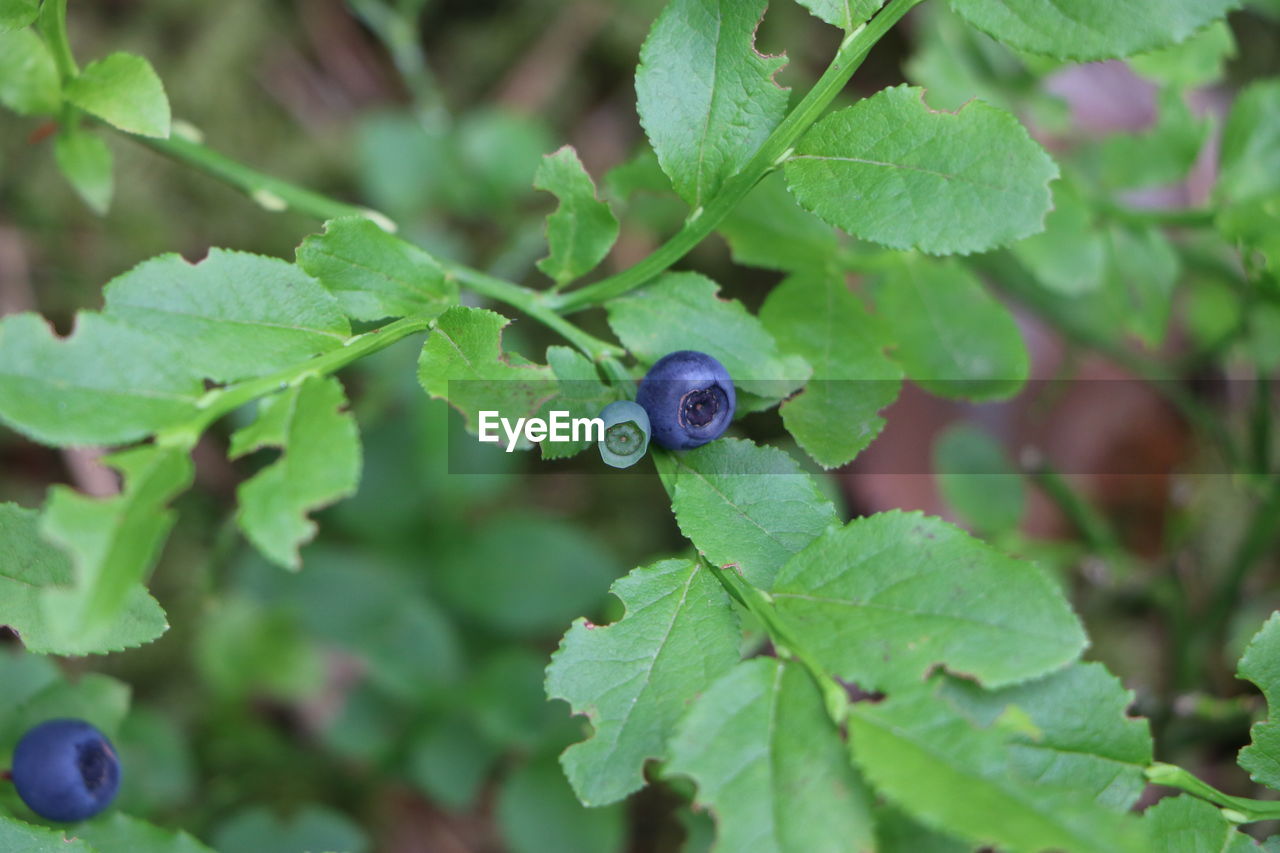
[
  {"x1": 39, "y1": 0, "x2": 78, "y2": 82},
  {"x1": 1099, "y1": 202, "x2": 1216, "y2": 228},
  {"x1": 1146, "y1": 763, "x2": 1280, "y2": 822},
  {"x1": 548, "y1": 0, "x2": 926, "y2": 313},
  {"x1": 1023, "y1": 453, "x2": 1131, "y2": 577}
]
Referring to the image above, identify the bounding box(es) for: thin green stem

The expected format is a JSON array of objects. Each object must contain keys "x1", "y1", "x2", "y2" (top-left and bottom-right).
[
  {"x1": 1146, "y1": 763, "x2": 1280, "y2": 822},
  {"x1": 549, "y1": 0, "x2": 926, "y2": 314},
  {"x1": 1099, "y1": 202, "x2": 1216, "y2": 228},
  {"x1": 156, "y1": 315, "x2": 433, "y2": 448},
  {"x1": 1023, "y1": 453, "x2": 1131, "y2": 578},
  {"x1": 39, "y1": 0, "x2": 79, "y2": 82}
]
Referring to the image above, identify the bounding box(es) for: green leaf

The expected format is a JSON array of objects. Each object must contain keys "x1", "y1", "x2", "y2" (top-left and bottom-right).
[
  {"x1": 1129, "y1": 20, "x2": 1236, "y2": 87},
  {"x1": 772, "y1": 511, "x2": 1087, "y2": 691},
  {"x1": 875, "y1": 256, "x2": 1029, "y2": 400},
  {"x1": 938, "y1": 663, "x2": 1154, "y2": 810},
  {"x1": 635, "y1": 0, "x2": 788, "y2": 207},
  {"x1": 534, "y1": 146, "x2": 620, "y2": 287},
  {"x1": 606, "y1": 272, "x2": 810, "y2": 399},
  {"x1": 65, "y1": 52, "x2": 171, "y2": 138},
  {"x1": 1105, "y1": 223, "x2": 1180, "y2": 347},
  {"x1": 1010, "y1": 179, "x2": 1107, "y2": 296},
  {"x1": 1238, "y1": 612, "x2": 1280, "y2": 791},
  {"x1": 210, "y1": 805, "x2": 370, "y2": 853},
  {"x1": 661, "y1": 439, "x2": 839, "y2": 589},
  {"x1": 418, "y1": 306, "x2": 555, "y2": 439},
  {"x1": 296, "y1": 217, "x2": 458, "y2": 322},
  {"x1": 0, "y1": 312, "x2": 202, "y2": 447},
  {"x1": 1142, "y1": 795, "x2": 1259, "y2": 853},
  {"x1": 0, "y1": 0, "x2": 37, "y2": 30},
  {"x1": 717, "y1": 172, "x2": 842, "y2": 274},
  {"x1": 848, "y1": 684, "x2": 1147, "y2": 853},
  {"x1": 794, "y1": 0, "x2": 884, "y2": 30},
  {"x1": 39, "y1": 445, "x2": 193, "y2": 649},
  {"x1": 0, "y1": 671, "x2": 131, "y2": 749},
  {"x1": 1219, "y1": 79, "x2": 1280, "y2": 204},
  {"x1": 785, "y1": 85, "x2": 1058, "y2": 255},
  {"x1": 0, "y1": 29, "x2": 60, "y2": 114},
  {"x1": 666, "y1": 658, "x2": 875, "y2": 853},
  {"x1": 497, "y1": 756, "x2": 627, "y2": 853},
  {"x1": 934, "y1": 423, "x2": 1025, "y2": 536},
  {"x1": 54, "y1": 128, "x2": 114, "y2": 214},
  {"x1": 546, "y1": 559, "x2": 740, "y2": 806},
  {"x1": 0, "y1": 817, "x2": 96, "y2": 852},
  {"x1": 74, "y1": 814, "x2": 215, "y2": 853},
  {"x1": 949, "y1": 0, "x2": 1241, "y2": 61},
  {"x1": 544, "y1": 345, "x2": 616, "y2": 460},
  {"x1": 407, "y1": 715, "x2": 501, "y2": 810},
  {"x1": 875, "y1": 806, "x2": 971, "y2": 853},
  {"x1": 0, "y1": 503, "x2": 167, "y2": 655},
  {"x1": 105, "y1": 250, "x2": 350, "y2": 382},
  {"x1": 194, "y1": 597, "x2": 324, "y2": 701},
  {"x1": 229, "y1": 375, "x2": 360, "y2": 570},
  {"x1": 760, "y1": 274, "x2": 903, "y2": 468},
  {"x1": 1098, "y1": 90, "x2": 1210, "y2": 190}
]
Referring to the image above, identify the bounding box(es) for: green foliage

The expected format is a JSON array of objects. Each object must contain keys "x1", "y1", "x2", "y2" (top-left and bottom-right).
[
  {"x1": 785, "y1": 85, "x2": 1058, "y2": 255},
  {"x1": 54, "y1": 128, "x2": 114, "y2": 214},
  {"x1": 1238, "y1": 613, "x2": 1280, "y2": 791},
  {"x1": 0, "y1": 0, "x2": 38, "y2": 31},
  {"x1": 0, "y1": 29, "x2": 60, "y2": 115},
  {"x1": 65, "y1": 53, "x2": 171, "y2": 138},
  {"x1": 1142, "y1": 796, "x2": 1260, "y2": 852},
  {"x1": 795, "y1": 0, "x2": 884, "y2": 30},
  {"x1": 534, "y1": 146, "x2": 620, "y2": 287},
  {"x1": 934, "y1": 422, "x2": 1025, "y2": 536}
]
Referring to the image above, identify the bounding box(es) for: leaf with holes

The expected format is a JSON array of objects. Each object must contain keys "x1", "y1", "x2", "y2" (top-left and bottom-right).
[{"x1": 534, "y1": 146, "x2": 619, "y2": 287}]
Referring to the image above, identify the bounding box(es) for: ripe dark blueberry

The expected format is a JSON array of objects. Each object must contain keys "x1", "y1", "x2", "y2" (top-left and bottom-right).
[
  {"x1": 636, "y1": 350, "x2": 736, "y2": 450},
  {"x1": 10, "y1": 718, "x2": 121, "y2": 822}
]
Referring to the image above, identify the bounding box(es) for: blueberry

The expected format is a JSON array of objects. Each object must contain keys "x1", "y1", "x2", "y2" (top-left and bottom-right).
[
  {"x1": 635, "y1": 351, "x2": 736, "y2": 450},
  {"x1": 598, "y1": 400, "x2": 651, "y2": 468},
  {"x1": 10, "y1": 719, "x2": 121, "y2": 822}
]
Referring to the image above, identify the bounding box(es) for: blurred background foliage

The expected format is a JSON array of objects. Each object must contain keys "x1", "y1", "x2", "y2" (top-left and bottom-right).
[{"x1": 3, "y1": 0, "x2": 1280, "y2": 850}]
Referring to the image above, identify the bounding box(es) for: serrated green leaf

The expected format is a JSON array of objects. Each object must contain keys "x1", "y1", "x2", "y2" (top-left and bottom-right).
[
  {"x1": 635, "y1": 0, "x2": 788, "y2": 207},
  {"x1": 1010, "y1": 179, "x2": 1106, "y2": 296},
  {"x1": 1219, "y1": 80, "x2": 1280, "y2": 204},
  {"x1": 794, "y1": 0, "x2": 883, "y2": 30},
  {"x1": 876, "y1": 256, "x2": 1029, "y2": 400},
  {"x1": 1129, "y1": 21, "x2": 1236, "y2": 87},
  {"x1": 544, "y1": 345, "x2": 616, "y2": 460},
  {"x1": 785, "y1": 85, "x2": 1057, "y2": 255},
  {"x1": 418, "y1": 306, "x2": 556, "y2": 441},
  {"x1": 666, "y1": 658, "x2": 875, "y2": 853},
  {"x1": 230, "y1": 375, "x2": 360, "y2": 569},
  {"x1": 1105, "y1": 223, "x2": 1180, "y2": 347},
  {"x1": 717, "y1": 172, "x2": 842, "y2": 274},
  {"x1": 0, "y1": 0, "x2": 37, "y2": 30},
  {"x1": 1143, "y1": 795, "x2": 1259, "y2": 853},
  {"x1": 497, "y1": 756, "x2": 627, "y2": 853},
  {"x1": 773, "y1": 511, "x2": 1086, "y2": 691},
  {"x1": 104, "y1": 250, "x2": 350, "y2": 382},
  {"x1": 65, "y1": 52, "x2": 170, "y2": 138},
  {"x1": 949, "y1": 0, "x2": 1241, "y2": 61},
  {"x1": 849, "y1": 684, "x2": 1147, "y2": 853},
  {"x1": 606, "y1": 272, "x2": 809, "y2": 399},
  {"x1": 54, "y1": 128, "x2": 114, "y2": 214},
  {"x1": 1238, "y1": 612, "x2": 1280, "y2": 791},
  {"x1": 0, "y1": 503, "x2": 167, "y2": 655},
  {"x1": 546, "y1": 559, "x2": 740, "y2": 806},
  {"x1": 760, "y1": 274, "x2": 902, "y2": 468},
  {"x1": 0, "y1": 29, "x2": 60, "y2": 114},
  {"x1": 939, "y1": 663, "x2": 1153, "y2": 809},
  {"x1": 934, "y1": 423, "x2": 1025, "y2": 536},
  {"x1": 0, "y1": 312, "x2": 202, "y2": 447},
  {"x1": 39, "y1": 445, "x2": 192, "y2": 649},
  {"x1": 0, "y1": 817, "x2": 97, "y2": 852},
  {"x1": 74, "y1": 814, "x2": 215, "y2": 853},
  {"x1": 660, "y1": 439, "x2": 839, "y2": 589},
  {"x1": 534, "y1": 146, "x2": 619, "y2": 287},
  {"x1": 296, "y1": 217, "x2": 458, "y2": 322}
]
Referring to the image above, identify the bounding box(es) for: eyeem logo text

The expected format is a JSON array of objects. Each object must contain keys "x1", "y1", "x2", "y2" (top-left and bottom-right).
[{"x1": 478, "y1": 410, "x2": 605, "y2": 452}]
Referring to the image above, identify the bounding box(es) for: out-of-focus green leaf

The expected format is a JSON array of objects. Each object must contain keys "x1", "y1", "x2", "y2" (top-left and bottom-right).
[
  {"x1": 1142, "y1": 796, "x2": 1259, "y2": 852},
  {"x1": 1238, "y1": 613, "x2": 1280, "y2": 791},
  {"x1": 0, "y1": 0, "x2": 38, "y2": 30},
  {"x1": 546, "y1": 559, "x2": 740, "y2": 806},
  {"x1": 210, "y1": 805, "x2": 369, "y2": 853},
  {"x1": 661, "y1": 440, "x2": 839, "y2": 589},
  {"x1": 407, "y1": 715, "x2": 502, "y2": 811},
  {"x1": 229, "y1": 375, "x2": 361, "y2": 570},
  {"x1": 534, "y1": 146, "x2": 619, "y2": 287},
  {"x1": 666, "y1": 658, "x2": 875, "y2": 853},
  {"x1": 635, "y1": 0, "x2": 787, "y2": 207},
  {"x1": 1098, "y1": 91, "x2": 1210, "y2": 190},
  {"x1": 0, "y1": 817, "x2": 96, "y2": 852},
  {"x1": 0, "y1": 672, "x2": 130, "y2": 754},
  {"x1": 194, "y1": 597, "x2": 324, "y2": 701},
  {"x1": 1129, "y1": 20, "x2": 1236, "y2": 87},
  {"x1": 773, "y1": 511, "x2": 1086, "y2": 691},
  {"x1": 761, "y1": 274, "x2": 902, "y2": 468},
  {"x1": 1219, "y1": 80, "x2": 1280, "y2": 204},
  {"x1": 1105, "y1": 223, "x2": 1180, "y2": 347},
  {"x1": 949, "y1": 0, "x2": 1240, "y2": 61},
  {"x1": 296, "y1": 217, "x2": 457, "y2": 322},
  {"x1": 54, "y1": 128, "x2": 113, "y2": 214},
  {"x1": 65, "y1": 52, "x2": 170, "y2": 138},
  {"x1": 794, "y1": 0, "x2": 883, "y2": 29},
  {"x1": 497, "y1": 756, "x2": 627, "y2": 853},
  {"x1": 544, "y1": 345, "x2": 616, "y2": 460},
  {"x1": 934, "y1": 423, "x2": 1025, "y2": 536},
  {"x1": 0, "y1": 29, "x2": 59, "y2": 113},
  {"x1": 785, "y1": 85, "x2": 1057, "y2": 255},
  {"x1": 875, "y1": 806, "x2": 971, "y2": 853},
  {"x1": 1011, "y1": 180, "x2": 1107, "y2": 295},
  {"x1": 115, "y1": 708, "x2": 197, "y2": 814},
  {"x1": 75, "y1": 814, "x2": 215, "y2": 853}
]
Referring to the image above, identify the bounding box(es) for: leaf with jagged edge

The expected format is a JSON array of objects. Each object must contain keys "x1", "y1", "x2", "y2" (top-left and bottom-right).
[
  {"x1": 635, "y1": 0, "x2": 788, "y2": 208},
  {"x1": 772, "y1": 510, "x2": 1086, "y2": 692},
  {"x1": 546, "y1": 559, "x2": 740, "y2": 807},
  {"x1": 849, "y1": 682, "x2": 1148, "y2": 853},
  {"x1": 660, "y1": 439, "x2": 839, "y2": 589},
  {"x1": 0, "y1": 503, "x2": 167, "y2": 655},
  {"x1": 1142, "y1": 796, "x2": 1259, "y2": 853},
  {"x1": 38, "y1": 445, "x2": 192, "y2": 652},
  {"x1": 1238, "y1": 612, "x2": 1280, "y2": 791},
  {"x1": 65, "y1": 52, "x2": 170, "y2": 137},
  {"x1": 666, "y1": 658, "x2": 876, "y2": 853},
  {"x1": 794, "y1": 0, "x2": 883, "y2": 30},
  {"x1": 534, "y1": 146, "x2": 619, "y2": 287},
  {"x1": 229, "y1": 375, "x2": 360, "y2": 570}
]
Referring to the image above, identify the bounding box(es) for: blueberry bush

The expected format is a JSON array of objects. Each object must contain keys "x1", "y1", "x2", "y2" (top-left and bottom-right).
[{"x1": 1, "y1": 0, "x2": 1280, "y2": 850}]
